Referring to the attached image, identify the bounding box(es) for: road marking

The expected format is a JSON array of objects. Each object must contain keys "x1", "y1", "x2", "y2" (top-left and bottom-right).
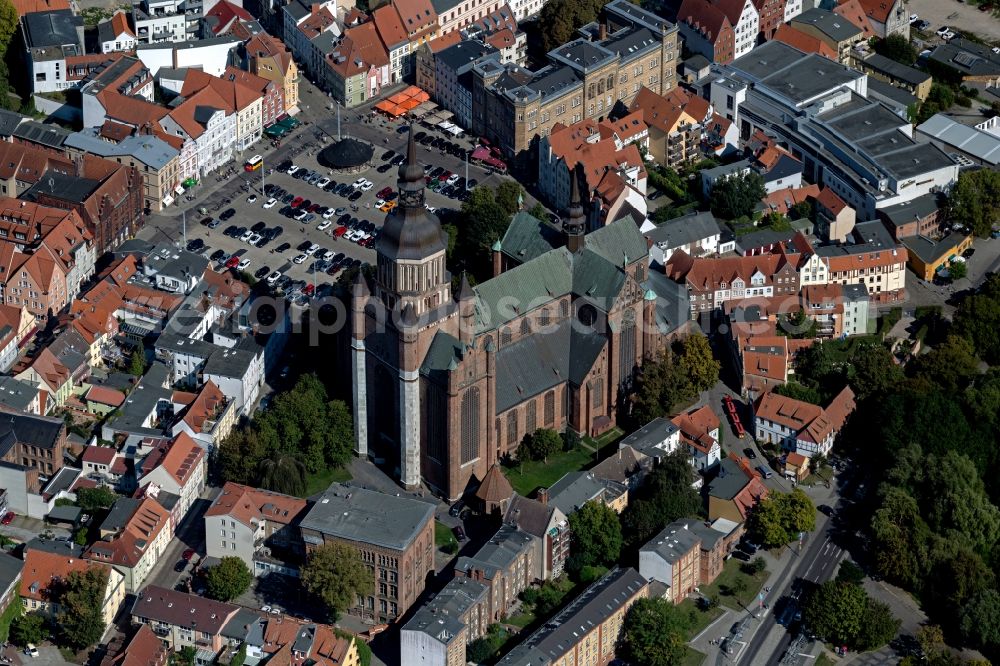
[{"x1": 798, "y1": 654, "x2": 816, "y2": 659}]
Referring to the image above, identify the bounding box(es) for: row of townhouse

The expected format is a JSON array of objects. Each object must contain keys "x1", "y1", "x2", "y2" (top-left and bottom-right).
[
  {"x1": 754, "y1": 384, "x2": 856, "y2": 457},
  {"x1": 128, "y1": 585, "x2": 361, "y2": 664},
  {"x1": 664, "y1": 224, "x2": 909, "y2": 319}
]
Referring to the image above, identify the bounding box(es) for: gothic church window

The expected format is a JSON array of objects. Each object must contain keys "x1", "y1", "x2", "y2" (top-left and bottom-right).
[
  {"x1": 544, "y1": 391, "x2": 555, "y2": 426},
  {"x1": 592, "y1": 378, "x2": 604, "y2": 409},
  {"x1": 526, "y1": 400, "x2": 537, "y2": 435},
  {"x1": 501, "y1": 327, "x2": 512, "y2": 347},
  {"x1": 461, "y1": 388, "x2": 480, "y2": 464},
  {"x1": 506, "y1": 411, "x2": 517, "y2": 446},
  {"x1": 520, "y1": 318, "x2": 530, "y2": 335}
]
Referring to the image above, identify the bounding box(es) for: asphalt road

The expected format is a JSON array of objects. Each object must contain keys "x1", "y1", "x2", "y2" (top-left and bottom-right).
[
  {"x1": 735, "y1": 471, "x2": 859, "y2": 666},
  {"x1": 144, "y1": 485, "x2": 220, "y2": 592}
]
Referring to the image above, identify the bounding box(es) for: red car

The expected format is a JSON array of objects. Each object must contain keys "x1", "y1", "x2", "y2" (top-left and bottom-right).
[
  {"x1": 303, "y1": 284, "x2": 315, "y2": 297},
  {"x1": 182, "y1": 548, "x2": 196, "y2": 561},
  {"x1": 377, "y1": 186, "x2": 393, "y2": 199},
  {"x1": 308, "y1": 203, "x2": 322, "y2": 213},
  {"x1": 290, "y1": 196, "x2": 304, "y2": 208},
  {"x1": 333, "y1": 226, "x2": 348, "y2": 238},
  {"x1": 0, "y1": 512, "x2": 13, "y2": 525},
  {"x1": 225, "y1": 256, "x2": 240, "y2": 269}
]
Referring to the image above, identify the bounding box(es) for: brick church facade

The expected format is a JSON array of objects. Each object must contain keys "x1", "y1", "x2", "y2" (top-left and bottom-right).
[{"x1": 352, "y1": 130, "x2": 691, "y2": 500}]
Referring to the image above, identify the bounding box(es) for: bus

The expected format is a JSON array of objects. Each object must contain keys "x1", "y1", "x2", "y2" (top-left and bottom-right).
[{"x1": 244, "y1": 155, "x2": 263, "y2": 172}]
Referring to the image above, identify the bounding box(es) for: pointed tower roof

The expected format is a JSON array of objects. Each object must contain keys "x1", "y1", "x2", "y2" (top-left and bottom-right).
[
  {"x1": 351, "y1": 270, "x2": 370, "y2": 298},
  {"x1": 377, "y1": 122, "x2": 447, "y2": 262},
  {"x1": 400, "y1": 302, "x2": 418, "y2": 327},
  {"x1": 476, "y1": 463, "x2": 514, "y2": 504},
  {"x1": 458, "y1": 272, "x2": 474, "y2": 302}
]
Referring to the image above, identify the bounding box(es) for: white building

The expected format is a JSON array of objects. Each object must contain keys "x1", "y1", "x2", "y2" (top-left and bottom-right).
[
  {"x1": 728, "y1": 0, "x2": 759, "y2": 60},
  {"x1": 135, "y1": 431, "x2": 206, "y2": 527},
  {"x1": 202, "y1": 346, "x2": 264, "y2": 416},
  {"x1": 642, "y1": 211, "x2": 724, "y2": 265},
  {"x1": 98, "y1": 12, "x2": 137, "y2": 53},
  {"x1": 136, "y1": 37, "x2": 240, "y2": 78},
  {"x1": 754, "y1": 386, "x2": 856, "y2": 457}
]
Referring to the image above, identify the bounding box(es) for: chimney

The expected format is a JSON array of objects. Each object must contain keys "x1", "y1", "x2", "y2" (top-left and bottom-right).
[
  {"x1": 311, "y1": 2, "x2": 320, "y2": 13},
  {"x1": 537, "y1": 488, "x2": 548, "y2": 505},
  {"x1": 599, "y1": 23, "x2": 607, "y2": 40}
]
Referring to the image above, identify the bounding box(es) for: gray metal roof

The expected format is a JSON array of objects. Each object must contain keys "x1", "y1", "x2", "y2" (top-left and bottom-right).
[
  {"x1": 100, "y1": 497, "x2": 142, "y2": 533},
  {"x1": 0, "y1": 109, "x2": 25, "y2": 137},
  {"x1": 841, "y1": 283, "x2": 869, "y2": 302},
  {"x1": 547, "y1": 471, "x2": 624, "y2": 516},
  {"x1": 865, "y1": 77, "x2": 918, "y2": 112},
  {"x1": 791, "y1": 8, "x2": 862, "y2": 42},
  {"x1": 916, "y1": 113, "x2": 1000, "y2": 166},
  {"x1": 401, "y1": 576, "x2": 488, "y2": 644},
  {"x1": 500, "y1": 210, "x2": 561, "y2": 264},
  {"x1": 901, "y1": 231, "x2": 969, "y2": 264},
  {"x1": 12, "y1": 121, "x2": 70, "y2": 149},
  {"x1": 619, "y1": 417, "x2": 680, "y2": 455},
  {"x1": 927, "y1": 38, "x2": 1000, "y2": 77},
  {"x1": 641, "y1": 520, "x2": 703, "y2": 564},
  {"x1": 25, "y1": 172, "x2": 100, "y2": 205},
  {"x1": 22, "y1": 10, "x2": 81, "y2": 49},
  {"x1": 454, "y1": 524, "x2": 535, "y2": 580},
  {"x1": 644, "y1": 211, "x2": 721, "y2": 249},
  {"x1": 0, "y1": 413, "x2": 63, "y2": 460},
  {"x1": 203, "y1": 347, "x2": 256, "y2": 379},
  {"x1": 708, "y1": 457, "x2": 753, "y2": 500},
  {"x1": 300, "y1": 485, "x2": 435, "y2": 552},
  {"x1": 549, "y1": 39, "x2": 615, "y2": 73},
  {"x1": 436, "y1": 39, "x2": 497, "y2": 73},
  {"x1": 64, "y1": 128, "x2": 179, "y2": 170},
  {"x1": 104, "y1": 362, "x2": 173, "y2": 437},
  {"x1": 861, "y1": 54, "x2": 930, "y2": 87},
  {"x1": 0, "y1": 553, "x2": 23, "y2": 595},
  {"x1": 0, "y1": 376, "x2": 40, "y2": 413},
  {"x1": 497, "y1": 568, "x2": 648, "y2": 665},
  {"x1": 879, "y1": 192, "x2": 942, "y2": 227}
]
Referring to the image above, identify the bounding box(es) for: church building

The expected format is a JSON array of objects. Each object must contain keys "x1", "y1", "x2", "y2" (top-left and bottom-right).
[{"x1": 351, "y1": 128, "x2": 692, "y2": 500}]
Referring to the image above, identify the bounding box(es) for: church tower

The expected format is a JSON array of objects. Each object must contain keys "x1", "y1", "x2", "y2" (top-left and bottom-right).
[
  {"x1": 564, "y1": 164, "x2": 587, "y2": 254},
  {"x1": 355, "y1": 123, "x2": 452, "y2": 490},
  {"x1": 374, "y1": 125, "x2": 452, "y2": 315}
]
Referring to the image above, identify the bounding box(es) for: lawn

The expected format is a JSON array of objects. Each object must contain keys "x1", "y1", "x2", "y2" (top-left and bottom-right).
[
  {"x1": 799, "y1": 463, "x2": 833, "y2": 486},
  {"x1": 503, "y1": 446, "x2": 594, "y2": 496},
  {"x1": 582, "y1": 426, "x2": 625, "y2": 456},
  {"x1": 699, "y1": 558, "x2": 769, "y2": 610},
  {"x1": 435, "y1": 520, "x2": 458, "y2": 552},
  {"x1": 505, "y1": 611, "x2": 534, "y2": 628},
  {"x1": 678, "y1": 598, "x2": 725, "y2": 640},
  {"x1": 682, "y1": 647, "x2": 707, "y2": 666},
  {"x1": 299, "y1": 466, "x2": 352, "y2": 497}
]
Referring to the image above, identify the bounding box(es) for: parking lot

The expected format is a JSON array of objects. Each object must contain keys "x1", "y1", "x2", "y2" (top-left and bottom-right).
[
  {"x1": 908, "y1": 0, "x2": 1000, "y2": 44},
  {"x1": 146, "y1": 117, "x2": 515, "y2": 302}
]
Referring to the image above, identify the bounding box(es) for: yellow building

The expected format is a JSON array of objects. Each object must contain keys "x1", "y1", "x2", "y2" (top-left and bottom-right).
[
  {"x1": 901, "y1": 232, "x2": 973, "y2": 281},
  {"x1": 247, "y1": 32, "x2": 300, "y2": 114}
]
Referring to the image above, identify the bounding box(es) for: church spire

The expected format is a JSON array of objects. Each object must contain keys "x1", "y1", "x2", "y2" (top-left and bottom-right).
[
  {"x1": 564, "y1": 164, "x2": 587, "y2": 254},
  {"x1": 399, "y1": 123, "x2": 425, "y2": 194}
]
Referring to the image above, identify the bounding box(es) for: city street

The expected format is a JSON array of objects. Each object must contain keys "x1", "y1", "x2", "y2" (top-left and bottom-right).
[{"x1": 143, "y1": 485, "x2": 220, "y2": 592}]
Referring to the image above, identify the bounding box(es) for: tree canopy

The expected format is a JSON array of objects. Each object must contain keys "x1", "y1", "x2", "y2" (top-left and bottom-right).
[
  {"x1": 204, "y1": 557, "x2": 253, "y2": 602},
  {"x1": 948, "y1": 169, "x2": 1000, "y2": 238},
  {"x1": 709, "y1": 171, "x2": 766, "y2": 220},
  {"x1": 630, "y1": 335, "x2": 719, "y2": 426},
  {"x1": 875, "y1": 34, "x2": 917, "y2": 64},
  {"x1": 802, "y1": 580, "x2": 899, "y2": 650},
  {"x1": 517, "y1": 428, "x2": 562, "y2": 463},
  {"x1": 747, "y1": 488, "x2": 815, "y2": 548},
  {"x1": 56, "y1": 567, "x2": 109, "y2": 649},
  {"x1": 535, "y1": 0, "x2": 606, "y2": 52},
  {"x1": 621, "y1": 451, "x2": 701, "y2": 549},
  {"x1": 218, "y1": 374, "x2": 352, "y2": 492},
  {"x1": 567, "y1": 501, "x2": 622, "y2": 575},
  {"x1": 76, "y1": 486, "x2": 119, "y2": 512},
  {"x1": 10, "y1": 613, "x2": 45, "y2": 647},
  {"x1": 301, "y1": 542, "x2": 374, "y2": 620},
  {"x1": 620, "y1": 597, "x2": 694, "y2": 666}
]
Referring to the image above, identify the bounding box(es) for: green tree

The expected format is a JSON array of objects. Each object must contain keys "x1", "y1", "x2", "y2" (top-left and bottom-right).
[
  {"x1": 676, "y1": 334, "x2": 720, "y2": 394},
  {"x1": 836, "y1": 560, "x2": 865, "y2": 586},
  {"x1": 128, "y1": 345, "x2": 146, "y2": 376},
  {"x1": 743, "y1": 557, "x2": 767, "y2": 576},
  {"x1": 204, "y1": 557, "x2": 253, "y2": 602},
  {"x1": 709, "y1": 171, "x2": 766, "y2": 219},
  {"x1": 949, "y1": 260, "x2": 968, "y2": 280},
  {"x1": 461, "y1": 186, "x2": 510, "y2": 261},
  {"x1": 759, "y1": 211, "x2": 793, "y2": 231},
  {"x1": 779, "y1": 310, "x2": 818, "y2": 339},
  {"x1": 875, "y1": 34, "x2": 917, "y2": 64},
  {"x1": 620, "y1": 451, "x2": 701, "y2": 548},
  {"x1": 258, "y1": 453, "x2": 307, "y2": 496},
  {"x1": 529, "y1": 202, "x2": 548, "y2": 221},
  {"x1": 908, "y1": 335, "x2": 979, "y2": 392},
  {"x1": 953, "y1": 274, "x2": 1000, "y2": 364},
  {"x1": 0, "y1": 0, "x2": 18, "y2": 55},
  {"x1": 870, "y1": 487, "x2": 930, "y2": 589},
  {"x1": 959, "y1": 589, "x2": 1000, "y2": 653},
  {"x1": 466, "y1": 625, "x2": 507, "y2": 663},
  {"x1": 791, "y1": 200, "x2": 813, "y2": 220},
  {"x1": 773, "y1": 382, "x2": 823, "y2": 405},
  {"x1": 848, "y1": 342, "x2": 903, "y2": 400},
  {"x1": 917, "y1": 84, "x2": 956, "y2": 124},
  {"x1": 948, "y1": 169, "x2": 1000, "y2": 237},
  {"x1": 747, "y1": 488, "x2": 816, "y2": 548},
  {"x1": 518, "y1": 428, "x2": 562, "y2": 463},
  {"x1": 301, "y1": 542, "x2": 374, "y2": 620},
  {"x1": 73, "y1": 527, "x2": 89, "y2": 546},
  {"x1": 75, "y1": 486, "x2": 119, "y2": 512},
  {"x1": 856, "y1": 598, "x2": 901, "y2": 650},
  {"x1": 56, "y1": 566, "x2": 109, "y2": 649},
  {"x1": 494, "y1": 180, "x2": 523, "y2": 216},
  {"x1": 567, "y1": 501, "x2": 622, "y2": 574},
  {"x1": 10, "y1": 612, "x2": 44, "y2": 647},
  {"x1": 170, "y1": 646, "x2": 197, "y2": 666},
  {"x1": 621, "y1": 597, "x2": 693, "y2": 666},
  {"x1": 802, "y1": 580, "x2": 868, "y2": 645}
]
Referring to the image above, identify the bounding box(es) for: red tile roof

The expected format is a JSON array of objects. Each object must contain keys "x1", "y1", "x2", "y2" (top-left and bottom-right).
[
  {"x1": 373, "y1": 5, "x2": 408, "y2": 48},
  {"x1": 206, "y1": 482, "x2": 308, "y2": 529},
  {"x1": 85, "y1": 497, "x2": 172, "y2": 567},
  {"x1": 772, "y1": 24, "x2": 838, "y2": 59},
  {"x1": 672, "y1": 405, "x2": 721, "y2": 455},
  {"x1": 109, "y1": 11, "x2": 134, "y2": 38},
  {"x1": 833, "y1": 0, "x2": 875, "y2": 37},
  {"x1": 760, "y1": 183, "x2": 821, "y2": 215},
  {"x1": 327, "y1": 23, "x2": 390, "y2": 78},
  {"x1": 204, "y1": 0, "x2": 253, "y2": 34},
  {"x1": 21, "y1": 549, "x2": 113, "y2": 602},
  {"x1": 101, "y1": 625, "x2": 169, "y2": 666},
  {"x1": 630, "y1": 86, "x2": 710, "y2": 135},
  {"x1": 181, "y1": 381, "x2": 227, "y2": 434},
  {"x1": 393, "y1": 0, "x2": 438, "y2": 37},
  {"x1": 155, "y1": 432, "x2": 204, "y2": 486},
  {"x1": 816, "y1": 186, "x2": 847, "y2": 216},
  {"x1": 11, "y1": 0, "x2": 69, "y2": 14},
  {"x1": 677, "y1": 0, "x2": 732, "y2": 43},
  {"x1": 856, "y1": 0, "x2": 895, "y2": 23},
  {"x1": 82, "y1": 445, "x2": 118, "y2": 465},
  {"x1": 85, "y1": 387, "x2": 126, "y2": 408}
]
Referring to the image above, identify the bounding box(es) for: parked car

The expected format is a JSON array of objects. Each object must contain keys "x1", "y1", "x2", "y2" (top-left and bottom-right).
[
  {"x1": 449, "y1": 500, "x2": 464, "y2": 517},
  {"x1": 1, "y1": 512, "x2": 13, "y2": 525},
  {"x1": 756, "y1": 464, "x2": 773, "y2": 479},
  {"x1": 293, "y1": 253, "x2": 307, "y2": 264},
  {"x1": 453, "y1": 526, "x2": 467, "y2": 541},
  {"x1": 318, "y1": 220, "x2": 332, "y2": 231},
  {"x1": 254, "y1": 266, "x2": 271, "y2": 279},
  {"x1": 263, "y1": 197, "x2": 277, "y2": 209},
  {"x1": 267, "y1": 271, "x2": 282, "y2": 285},
  {"x1": 237, "y1": 258, "x2": 251, "y2": 271},
  {"x1": 274, "y1": 242, "x2": 291, "y2": 253},
  {"x1": 220, "y1": 208, "x2": 237, "y2": 220},
  {"x1": 743, "y1": 447, "x2": 757, "y2": 460},
  {"x1": 247, "y1": 194, "x2": 258, "y2": 203},
  {"x1": 174, "y1": 560, "x2": 188, "y2": 572}
]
